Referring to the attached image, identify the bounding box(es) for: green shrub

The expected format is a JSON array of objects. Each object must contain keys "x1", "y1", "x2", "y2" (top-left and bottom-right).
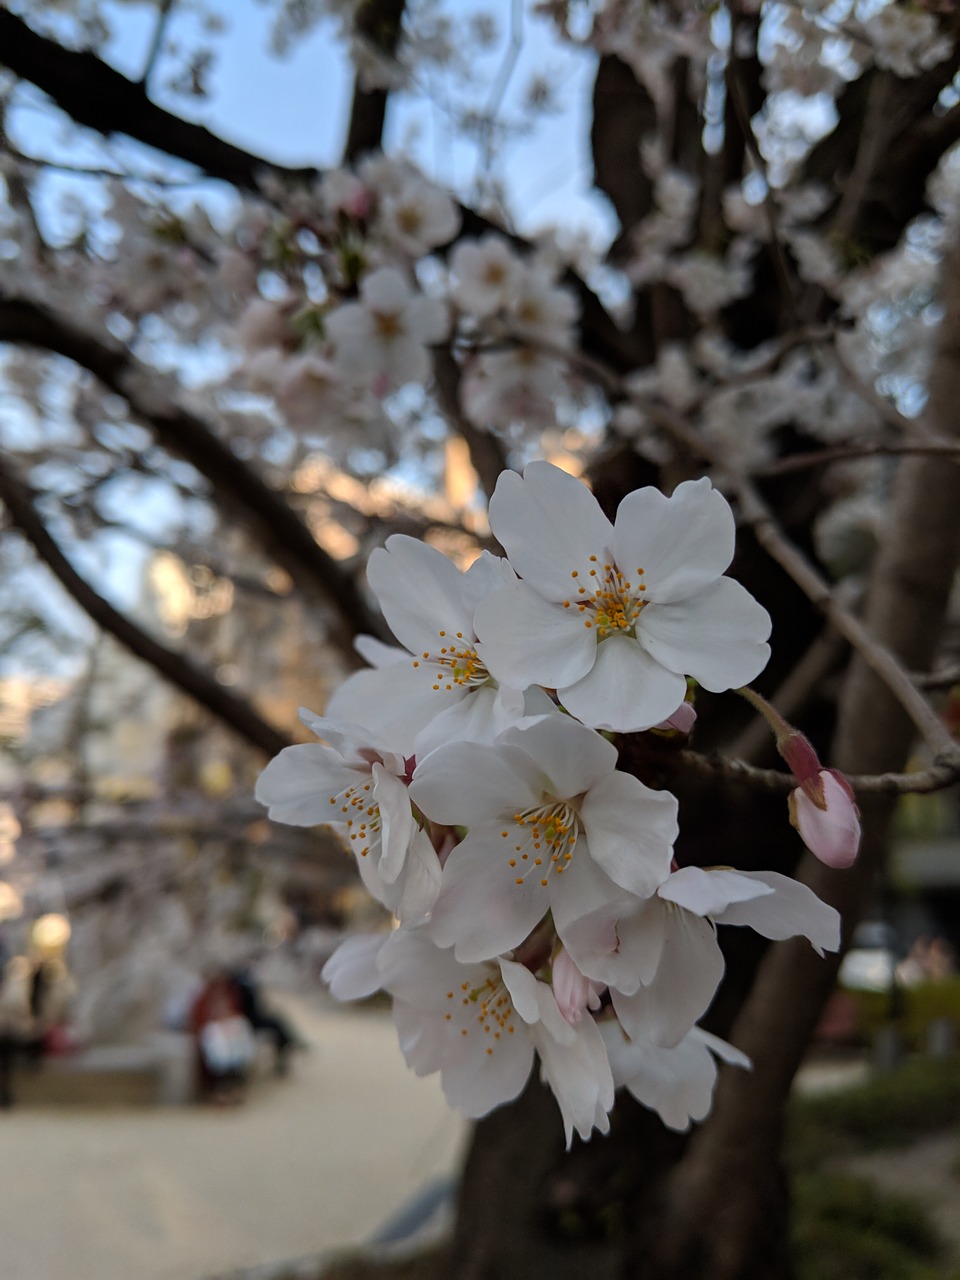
[
  {"x1": 788, "y1": 1056, "x2": 960, "y2": 1168},
  {"x1": 792, "y1": 1173, "x2": 942, "y2": 1280}
]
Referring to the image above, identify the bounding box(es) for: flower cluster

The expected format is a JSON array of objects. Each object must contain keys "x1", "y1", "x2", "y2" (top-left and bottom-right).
[{"x1": 257, "y1": 462, "x2": 841, "y2": 1144}]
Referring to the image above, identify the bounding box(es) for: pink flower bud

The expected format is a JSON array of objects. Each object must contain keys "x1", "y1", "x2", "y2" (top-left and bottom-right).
[
  {"x1": 552, "y1": 948, "x2": 604, "y2": 1026},
  {"x1": 789, "y1": 769, "x2": 861, "y2": 869},
  {"x1": 655, "y1": 701, "x2": 698, "y2": 734}
]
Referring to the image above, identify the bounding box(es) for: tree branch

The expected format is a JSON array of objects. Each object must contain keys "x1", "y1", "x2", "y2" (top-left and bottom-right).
[
  {"x1": 672, "y1": 748, "x2": 960, "y2": 797},
  {"x1": 432, "y1": 347, "x2": 511, "y2": 502},
  {"x1": 0, "y1": 457, "x2": 293, "y2": 758},
  {"x1": 0, "y1": 9, "x2": 315, "y2": 193},
  {"x1": 0, "y1": 10, "x2": 636, "y2": 375},
  {"x1": 343, "y1": 0, "x2": 407, "y2": 163},
  {"x1": 754, "y1": 437, "x2": 960, "y2": 475},
  {"x1": 0, "y1": 294, "x2": 384, "y2": 650}
]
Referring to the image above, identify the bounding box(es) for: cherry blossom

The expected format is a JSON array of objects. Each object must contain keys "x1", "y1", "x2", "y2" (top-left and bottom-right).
[
  {"x1": 411, "y1": 714, "x2": 678, "y2": 961},
  {"x1": 255, "y1": 712, "x2": 440, "y2": 925},
  {"x1": 376, "y1": 931, "x2": 615, "y2": 1145},
  {"x1": 450, "y1": 234, "x2": 520, "y2": 318},
  {"x1": 603, "y1": 1022, "x2": 750, "y2": 1132},
  {"x1": 377, "y1": 176, "x2": 461, "y2": 258},
  {"x1": 475, "y1": 462, "x2": 771, "y2": 732},
  {"x1": 327, "y1": 539, "x2": 537, "y2": 757},
  {"x1": 790, "y1": 772, "x2": 862, "y2": 870},
  {"x1": 325, "y1": 266, "x2": 448, "y2": 394},
  {"x1": 563, "y1": 865, "x2": 840, "y2": 1048}
]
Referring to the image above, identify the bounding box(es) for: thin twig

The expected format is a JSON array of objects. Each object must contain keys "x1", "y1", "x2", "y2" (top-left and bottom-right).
[
  {"x1": 914, "y1": 665, "x2": 960, "y2": 691},
  {"x1": 724, "y1": 64, "x2": 799, "y2": 323},
  {"x1": 727, "y1": 623, "x2": 850, "y2": 762},
  {"x1": 140, "y1": 0, "x2": 177, "y2": 87},
  {"x1": 754, "y1": 438, "x2": 960, "y2": 475},
  {"x1": 674, "y1": 749, "x2": 960, "y2": 797}
]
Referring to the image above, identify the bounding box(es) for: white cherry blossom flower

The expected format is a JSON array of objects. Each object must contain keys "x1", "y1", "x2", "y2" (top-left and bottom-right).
[
  {"x1": 460, "y1": 347, "x2": 566, "y2": 431},
  {"x1": 378, "y1": 931, "x2": 614, "y2": 1145},
  {"x1": 475, "y1": 462, "x2": 771, "y2": 732},
  {"x1": 506, "y1": 263, "x2": 579, "y2": 348},
  {"x1": 411, "y1": 714, "x2": 678, "y2": 961},
  {"x1": 328, "y1": 539, "x2": 536, "y2": 758},
  {"x1": 565, "y1": 865, "x2": 840, "y2": 1049},
  {"x1": 450, "y1": 234, "x2": 521, "y2": 318},
  {"x1": 602, "y1": 1021, "x2": 750, "y2": 1132},
  {"x1": 326, "y1": 267, "x2": 448, "y2": 394},
  {"x1": 255, "y1": 712, "x2": 440, "y2": 925},
  {"x1": 378, "y1": 177, "x2": 461, "y2": 257}
]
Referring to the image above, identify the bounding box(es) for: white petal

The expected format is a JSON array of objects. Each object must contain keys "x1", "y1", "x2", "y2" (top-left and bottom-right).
[
  {"x1": 488, "y1": 463, "x2": 616, "y2": 603},
  {"x1": 435, "y1": 1015, "x2": 534, "y2": 1118},
  {"x1": 638, "y1": 577, "x2": 772, "y2": 691},
  {"x1": 378, "y1": 930, "x2": 474, "y2": 1007},
  {"x1": 408, "y1": 294, "x2": 449, "y2": 345},
  {"x1": 475, "y1": 582, "x2": 598, "y2": 691},
  {"x1": 614, "y1": 478, "x2": 735, "y2": 604},
  {"x1": 414, "y1": 684, "x2": 525, "y2": 759},
  {"x1": 354, "y1": 635, "x2": 407, "y2": 667},
  {"x1": 459, "y1": 550, "x2": 517, "y2": 613},
  {"x1": 659, "y1": 866, "x2": 773, "y2": 918},
  {"x1": 367, "y1": 535, "x2": 476, "y2": 655},
  {"x1": 499, "y1": 713, "x2": 618, "y2": 799},
  {"x1": 689, "y1": 1026, "x2": 752, "y2": 1071},
  {"x1": 579, "y1": 771, "x2": 677, "y2": 897},
  {"x1": 534, "y1": 1007, "x2": 614, "y2": 1146},
  {"x1": 427, "y1": 828, "x2": 549, "y2": 961},
  {"x1": 372, "y1": 764, "x2": 415, "y2": 884},
  {"x1": 559, "y1": 634, "x2": 688, "y2": 732},
  {"x1": 605, "y1": 1025, "x2": 718, "y2": 1131},
  {"x1": 498, "y1": 957, "x2": 543, "y2": 1024},
  {"x1": 560, "y1": 892, "x2": 667, "y2": 996},
  {"x1": 327, "y1": 661, "x2": 465, "y2": 756},
  {"x1": 361, "y1": 266, "x2": 412, "y2": 311},
  {"x1": 410, "y1": 742, "x2": 543, "y2": 827},
  {"x1": 321, "y1": 934, "x2": 385, "y2": 1001},
  {"x1": 713, "y1": 870, "x2": 841, "y2": 955},
  {"x1": 255, "y1": 744, "x2": 364, "y2": 826},
  {"x1": 388, "y1": 828, "x2": 443, "y2": 926},
  {"x1": 612, "y1": 910, "x2": 724, "y2": 1048}
]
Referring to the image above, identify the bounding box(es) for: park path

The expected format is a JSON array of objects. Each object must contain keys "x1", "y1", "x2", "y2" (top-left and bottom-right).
[{"x1": 0, "y1": 995, "x2": 466, "y2": 1280}]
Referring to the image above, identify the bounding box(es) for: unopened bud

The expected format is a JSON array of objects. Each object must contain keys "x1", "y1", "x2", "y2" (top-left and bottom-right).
[
  {"x1": 789, "y1": 770, "x2": 861, "y2": 869},
  {"x1": 552, "y1": 948, "x2": 604, "y2": 1026}
]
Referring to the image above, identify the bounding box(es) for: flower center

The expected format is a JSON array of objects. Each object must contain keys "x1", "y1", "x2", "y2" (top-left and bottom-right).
[
  {"x1": 327, "y1": 776, "x2": 380, "y2": 858},
  {"x1": 373, "y1": 310, "x2": 402, "y2": 339},
  {"x1": 501, "y1": 798, "x2": 581, "y2": 889},
  {"x1": 412, "y1": 630, "x2": 492, "y2": 691},
  {"x1": 561, "y1": 556, "x2": 647, "y2": 640},
  {"x1": 443, "y1": 972, "x2": 517, "y2": 1054}
]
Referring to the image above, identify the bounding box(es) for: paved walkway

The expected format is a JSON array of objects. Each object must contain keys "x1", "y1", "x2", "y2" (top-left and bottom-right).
[{"x1": 0, "y1": 996, "x2": 466, "y2": 1280}]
